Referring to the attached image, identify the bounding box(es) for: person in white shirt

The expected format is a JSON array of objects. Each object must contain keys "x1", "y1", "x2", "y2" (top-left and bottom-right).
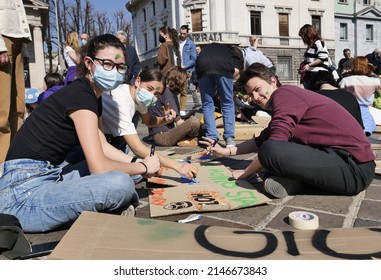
[
  {"x1": 63, "y1": 31, "x2": 81, "y2": 85},
  {"x1": 102, "y1": 68, "x2": 198, "y2": 180},
  {"x1": 242, "y1": 36, "x2": 275, "y2": 73}
]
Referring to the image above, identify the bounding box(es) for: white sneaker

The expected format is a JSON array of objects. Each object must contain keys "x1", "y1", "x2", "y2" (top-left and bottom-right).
[
  {"x1": 180, "y1": 111, "x2": 186, "y2": 117},
  {"x1": 120, "y1": 205, "x2": 135, "y2": 217}
]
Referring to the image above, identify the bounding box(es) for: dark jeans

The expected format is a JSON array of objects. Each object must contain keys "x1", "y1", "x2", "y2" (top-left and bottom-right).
[{"x1": 258, "y1": 140, "x2": 375, "y2": 195}]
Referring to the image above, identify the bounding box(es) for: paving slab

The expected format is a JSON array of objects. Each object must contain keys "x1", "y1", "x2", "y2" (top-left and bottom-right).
[{"x1": 1, "y1": 95, "x2": 381, "y2": 260}]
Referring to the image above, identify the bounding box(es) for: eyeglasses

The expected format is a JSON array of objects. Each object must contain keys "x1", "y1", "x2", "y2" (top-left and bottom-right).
[{"x1": 93, "y1": 57, "x2": 127, "y2": 74}]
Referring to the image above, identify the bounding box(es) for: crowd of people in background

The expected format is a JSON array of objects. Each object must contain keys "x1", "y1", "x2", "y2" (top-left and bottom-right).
[{"x1": 0, "y1": 2, "x2": 379, "y2": 233}]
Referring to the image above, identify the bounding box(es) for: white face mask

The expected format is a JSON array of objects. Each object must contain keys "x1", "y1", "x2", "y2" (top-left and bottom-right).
[
  {"x1": 135, "y1": 87, "x2": 157, "y2": 113},
  {"x1": 92, "y1": 65, "x2": 124, "y2": 91}
]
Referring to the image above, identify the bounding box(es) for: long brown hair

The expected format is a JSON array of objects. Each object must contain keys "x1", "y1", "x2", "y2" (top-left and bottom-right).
[
  {"x1": 298, "y1": 24, "x2": 322, "y2": 47},
  {"x1": 159, "y1": 25, "x2": 179, "y2": 49}
]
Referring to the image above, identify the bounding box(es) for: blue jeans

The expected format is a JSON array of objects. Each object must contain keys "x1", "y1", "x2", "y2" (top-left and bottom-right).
[
  {"x1": 359, "y1": 104, "x2": 376, "y2": 136},
  {"x1": 198, "y1": 74, "x2": 235, "y2": 140},
  {"x1": 0, "y1": 159, "x2": 139, "y2": 232}
]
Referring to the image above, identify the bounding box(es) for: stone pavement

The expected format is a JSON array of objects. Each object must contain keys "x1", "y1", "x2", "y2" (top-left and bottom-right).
[{"x1": 2, "y1": 94, "x2": 381, "y2": 259}]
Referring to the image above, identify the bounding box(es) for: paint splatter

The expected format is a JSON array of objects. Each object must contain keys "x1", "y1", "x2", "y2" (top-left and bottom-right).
[{"x1": 115, "y1": 54, "x2": 121, "y2": 60}]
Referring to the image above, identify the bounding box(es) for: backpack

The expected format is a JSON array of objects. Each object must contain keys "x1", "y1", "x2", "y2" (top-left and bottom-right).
[{"x1": 0, "y1": 213, "x2": 31, "y2": 259}]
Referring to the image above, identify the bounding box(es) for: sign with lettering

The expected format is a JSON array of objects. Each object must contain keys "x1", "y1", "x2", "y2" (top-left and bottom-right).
[
  {"x1": 49, "y1": 211, "x2": 381, "y2": 260},
  {"x1": 148, "y1": 162, "x2": 271, "y2": 217}
]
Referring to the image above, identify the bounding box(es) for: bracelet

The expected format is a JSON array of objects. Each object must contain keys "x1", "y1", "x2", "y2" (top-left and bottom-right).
[
  {"x1": 140, "y1": 162, "x2": 148, "y2": 175},
  {"x1": 131, "y1": 156, "x2": 138, "y2": 163},
  {"x1": 228, "y1": 147, "x2": 232, "y2": 156}
]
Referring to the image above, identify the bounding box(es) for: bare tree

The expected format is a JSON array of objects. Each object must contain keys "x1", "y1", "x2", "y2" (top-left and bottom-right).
[
  {"x1": 113, "y1": 9, "x2": 133, "y2": 44},
  {"x1": 45, "y1": 0, "x2": 132, "y2": 73}
]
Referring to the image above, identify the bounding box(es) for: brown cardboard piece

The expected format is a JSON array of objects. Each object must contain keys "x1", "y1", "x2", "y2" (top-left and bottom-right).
[
  {"x1": 48, "y1": 211, "x2": 381, "y2": 260},
  {"x1": 217, "y1": 116, "x2": 270, "y2": 141},
  {"x1": 147, "y1": 162, "x2": 271, "y2": 217}
]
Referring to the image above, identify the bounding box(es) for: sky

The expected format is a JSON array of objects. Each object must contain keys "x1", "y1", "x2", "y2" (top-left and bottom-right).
[{"x1": 67, "y1": 0, "x2": 132, "y2": 20}]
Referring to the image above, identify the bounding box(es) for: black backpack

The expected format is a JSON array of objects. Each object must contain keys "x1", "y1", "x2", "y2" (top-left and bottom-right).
[{"x1": 0, "y1": 213, "x2": 31, "y2": 259}]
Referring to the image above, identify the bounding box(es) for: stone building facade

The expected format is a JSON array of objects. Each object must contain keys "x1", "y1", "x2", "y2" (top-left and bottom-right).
[
  {"x1": 126, "y1": 0, "x2": 336, "y2": 84},
  {"x1": 23, "y1": 0, "x2": 49, "y2": 90},
  {"x1": 335, "y1": 0, "x2": 381, "y2": 63}
]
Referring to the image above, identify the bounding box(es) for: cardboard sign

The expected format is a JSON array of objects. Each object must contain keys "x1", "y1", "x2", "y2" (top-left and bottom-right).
[
  {"x1": 148, "y1": 162, "x2": 271, "y2": 217},
  {"x1": 48, "y1": 211, "x2": 381, "y2": 260}
]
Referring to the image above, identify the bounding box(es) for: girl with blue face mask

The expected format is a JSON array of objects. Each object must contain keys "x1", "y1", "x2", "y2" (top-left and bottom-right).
[
  {"x1": 101, "y1": 68, "x2": 199, "y2": 183},
  {"x1": 0, "y1": 34, "x2": 161, "y2": 232}
]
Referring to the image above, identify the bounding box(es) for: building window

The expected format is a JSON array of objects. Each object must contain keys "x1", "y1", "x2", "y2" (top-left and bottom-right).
[
  {"x1": 191, "y1": 9, "x2": 203, "y2": 32},
  {"x1": 312, "y1": 16, "x2": 321, "y2": 35},
  {"x1": 279, "y1": 13, "x2": 289, "y2": 36},
  {"x1": 363, "y1": 0, "x2": 371, "y2": 5},
  {"x1": 250, "y1": 11, "x2": 262, "y2": 35},
  {"x1": 152, "y1": 1, "x2": 156, "y2": 16},
  {"x1": 338, "y1": 0, "x2": 348, "y2": 3},
  {"x1": 153, "y1": 28, "x2": 157, "y2": 47},
  {"x1": 279, "y1": 13, "x2": 289, "y2": 45},
  {"x1": 277, "y1": 56, "x2": 292, "y2": 80},
  {"x1": 144, "y1": 33, "x2": 148, "y2": 51},
  {"x1": 143, "y1": 8, "x2": 146, "y2": 22},
  {"x1": 340, "y1": 23, "x2": 348, "y2": 40},
  {"x1": 366, "y1": 24, "x2": 374, "y2": 41},
  {"x1": 163, "y1": 0, "x2": 167, "y2": 9}
]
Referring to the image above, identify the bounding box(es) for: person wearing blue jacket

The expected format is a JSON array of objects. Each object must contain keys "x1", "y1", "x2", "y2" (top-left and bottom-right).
[{"x1": 179, "y1": 25, "x2": 200, "y2": 114}]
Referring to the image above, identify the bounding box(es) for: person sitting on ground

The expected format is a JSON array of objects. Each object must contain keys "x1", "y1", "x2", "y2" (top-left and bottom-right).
[
  {"x1": 365, "y1": 48, "x2": 381, "y2": 76},
  {"x1": 101, "y1": 67, "x2": 198, "y2": 179},
  {"x1": 339, "y1": 56, "x2": 381, "y2": 136},
  {"x1": 337, "y1": 48, "x2": 353, "y2": 78},
  {"x1": 0, "y1": 34, "x2": 161, "y2": 233},
  {"x1": 148, "y1": 66, "x2": 200, "y2": 147},
  {"x1": 200, "y1": 63, "x2": 375, "y2": 199},
  {"x1": 308, "y1": 71, "x2": 364, "y2": 129},
  {"x1": 37, "y1": 72, "x2": 64, "y2": 104},
  {"x1": 24, "y1": 88, "x2": 40, "y2": 120},
  {"x1": 242, "y1": 36, "x2": 276, "y2": 73}
]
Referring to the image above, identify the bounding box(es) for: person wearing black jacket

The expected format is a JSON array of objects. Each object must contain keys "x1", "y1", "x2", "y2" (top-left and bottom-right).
[{"x1": 195, "y1": 43, "x2": 241, "y2": 148}]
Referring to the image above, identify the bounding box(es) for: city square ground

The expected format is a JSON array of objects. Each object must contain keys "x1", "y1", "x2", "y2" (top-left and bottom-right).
[{"x1": 1, "y1": 94, "x2": 381, "y2": 260}]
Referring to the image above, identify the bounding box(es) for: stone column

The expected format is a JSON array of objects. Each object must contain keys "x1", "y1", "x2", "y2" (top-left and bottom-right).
[
  {"x1": 30, "y1": 25, "x2": 45, "y2": 90},
  {"x1": 209, "y1": 0, "x2": 218, "y2": 30},
  {"x1": 225, "y1": 0, "x2": 231, "y2": 31}
]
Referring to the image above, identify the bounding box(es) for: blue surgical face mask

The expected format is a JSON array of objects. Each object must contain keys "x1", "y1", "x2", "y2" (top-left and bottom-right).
[
  {"x1": 135, "y1": 87, "x2": 157, "y2": 113},
  {"x1": 81, "y1": 39, "x2": 88, "y2": 46},
  {"x1": 92, "y1": 64, "x2": 124, "y2": 92}
]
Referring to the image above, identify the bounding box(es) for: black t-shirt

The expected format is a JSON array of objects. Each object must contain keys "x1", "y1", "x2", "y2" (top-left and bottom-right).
[
  {"x1": 317, "y1": 88, "x2": 364, "y2": 129},
  {"x1": 7, "y1": 78, "x2": 101, "y2": 165},
  {"x1": 196, "y1": 43, "x2": 241, "y2": 79}
]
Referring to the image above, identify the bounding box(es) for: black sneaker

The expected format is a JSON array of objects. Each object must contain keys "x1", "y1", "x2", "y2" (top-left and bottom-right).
[{"x1": 264, "y1": 176, "x2": 302, "y2": 198}]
